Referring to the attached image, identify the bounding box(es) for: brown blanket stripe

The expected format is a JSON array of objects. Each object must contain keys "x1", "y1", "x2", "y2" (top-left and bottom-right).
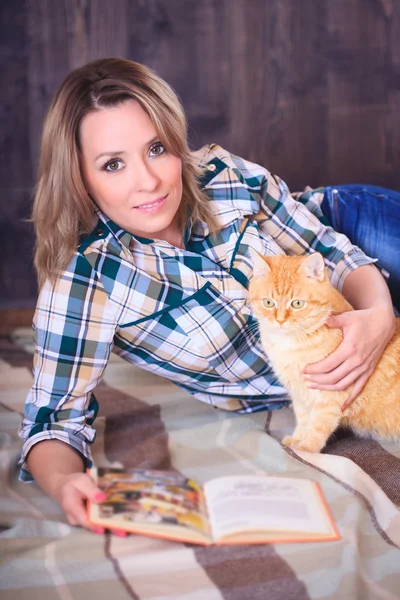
[
  {"x1": 104, "y1": 533, "x2": 140, "y2": 600},
  {"x1": 97, "y1": 383, "x2": 173, "y2": 472},
  {"x1": 193, "y1": 544, "x2": 311, "y2": 600},
  {"x1": 324, "y1": 428, "x2": 400, "y2": 507},
  {"x1": 282, "y1": 445, "x2": 400, "y2": 550}
]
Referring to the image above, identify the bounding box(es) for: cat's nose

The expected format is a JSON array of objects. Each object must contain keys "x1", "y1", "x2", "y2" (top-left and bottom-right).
[{"x1": 276, "y1": 309, "x2": 287, "y2": 325}]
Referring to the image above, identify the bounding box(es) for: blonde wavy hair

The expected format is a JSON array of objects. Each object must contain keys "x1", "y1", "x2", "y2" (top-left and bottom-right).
[{"x1": 32, "y1": 57, "x2": 218, "y2": 288}]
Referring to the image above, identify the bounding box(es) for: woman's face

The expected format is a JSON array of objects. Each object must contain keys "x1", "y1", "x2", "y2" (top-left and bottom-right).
[{"x1": 80, "y1": 99, "x2": 183, "y2": 245}]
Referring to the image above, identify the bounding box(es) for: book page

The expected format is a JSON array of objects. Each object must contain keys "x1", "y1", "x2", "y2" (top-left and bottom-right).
[
  {"x1": 204, "y1": 475, "x2": 334, "y2": 541},
  {"x1": 89, "y1": 467, "x2": 211, "y2": 540}
]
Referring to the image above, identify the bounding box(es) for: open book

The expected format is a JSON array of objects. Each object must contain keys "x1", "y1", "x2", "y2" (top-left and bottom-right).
[{"x1": 87, "y1": 467, "x2": 340, "y2": 545}]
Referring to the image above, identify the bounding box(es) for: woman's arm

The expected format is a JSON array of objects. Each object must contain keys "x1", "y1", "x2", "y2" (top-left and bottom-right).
[
  {"x1": 341, "y1": 263, "x2": 394, "y2": 311},
  {"x1": 19, "y1": 254, "x2": 118, "y2": 482},
  {"x1": 27, "y1": 440, "x2": 104, "y2": 528},
  {"x1": 303, "y1": 264, "x2": 396, "y2": 407},
  {"x1": 19, "y1": 254, "x2": 122, "y2": 531}
]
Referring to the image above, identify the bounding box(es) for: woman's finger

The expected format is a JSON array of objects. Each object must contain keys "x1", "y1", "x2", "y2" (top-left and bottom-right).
[
  {"x1": 62, "y1": 489, "x2": 92, "y2": 528},
  {"x1": 66, "y1": 514, "x2": 80, "y2": 526},
  {"x1": 342, "y1": 367, "x2": 375, "y2": 411},
  {"x1": 112, "y1": 529, "x2": 128, "y2": 537},
  {"x1": 91, "y1": 527, "x2": 106, "y2": 534},
  {"x1": 302, "y1": 337, "x2": 356, "y2": 375},
  {"x1": 60, "y1": 474, "x2": 106, "y2": 529},
  {"x1": 306, "y1": 361, "x2": 367, "y2": 392},
  {"x1": 303, "y1": 355, "x2": 363, "y2": 386},
  {"x1": 70, "y1": 472, "x2": 106, "y2": 503}
]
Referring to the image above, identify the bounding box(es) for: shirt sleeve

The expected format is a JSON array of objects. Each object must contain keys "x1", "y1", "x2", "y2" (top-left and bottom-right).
[
  {"x1": 18, "y1": 252, "x2": 119, "y2": 482},
  {"x1": 253, "y1": 171, "x2": 379, "y2": 291}
]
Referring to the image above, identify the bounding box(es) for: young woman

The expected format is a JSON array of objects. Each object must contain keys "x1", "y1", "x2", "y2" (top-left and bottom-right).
[{"x1": 19, "y1": 57, "x2": 399, "y2": 531}]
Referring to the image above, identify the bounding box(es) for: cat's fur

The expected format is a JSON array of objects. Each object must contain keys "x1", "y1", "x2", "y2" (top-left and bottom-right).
[{"x1": 248, "y1": 251, "x2": 400, "y2": 453}]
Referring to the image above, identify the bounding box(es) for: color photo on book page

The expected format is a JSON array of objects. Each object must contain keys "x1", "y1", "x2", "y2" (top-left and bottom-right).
[{"x1": 93, "y1": 467, "x2": 209, "y2": 535}]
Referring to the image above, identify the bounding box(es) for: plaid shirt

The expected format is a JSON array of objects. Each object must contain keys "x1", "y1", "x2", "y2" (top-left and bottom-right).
[{"x1": 19, "y1": 144, "x2": 377, "y2": 480}]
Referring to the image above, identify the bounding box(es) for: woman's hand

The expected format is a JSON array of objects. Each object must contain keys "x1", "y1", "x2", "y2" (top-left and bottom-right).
[
  {"x1": 27, "y1": 440, "x2": 127, "y2": 536},
  {"x1": 51, "y1": 471, "x2": 128, "y2": 536},
  {"x1": 302, "y1": 307, "x2": 396, "y2": 410},
  {"x1": 51, "y1": 471, "x2": 105, "y2": 531}
]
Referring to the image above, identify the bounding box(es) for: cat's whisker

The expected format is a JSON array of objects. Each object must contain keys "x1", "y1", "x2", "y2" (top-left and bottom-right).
[{"x1": 245, "y1": 323, "x2": 261, "y2": 336}]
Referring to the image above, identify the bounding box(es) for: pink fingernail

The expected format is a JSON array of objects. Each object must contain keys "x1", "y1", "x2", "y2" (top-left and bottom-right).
[
  {"x1": 113, "y1": 530, "x2": 128, "y2": 537},
  {"x1": 95, "y1": 492, "x2": 107, "y2": 502},
  {"x1": 93, "y1": 527, "x2": 105, "y2": 535}
]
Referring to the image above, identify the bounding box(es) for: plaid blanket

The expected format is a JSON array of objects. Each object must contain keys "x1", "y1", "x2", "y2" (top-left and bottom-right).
[{"x1": 1, "y1": 328, "x2": 399, "y2": 599}]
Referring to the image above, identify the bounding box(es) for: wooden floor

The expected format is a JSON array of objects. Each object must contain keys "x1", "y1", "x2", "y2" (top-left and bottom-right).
[{"x1": 0, "y1": 309, "x2": 34, "y2": 335}]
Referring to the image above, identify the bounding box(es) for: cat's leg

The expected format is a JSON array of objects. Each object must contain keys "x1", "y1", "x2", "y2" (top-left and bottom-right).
[
  {"x1": 285, "y1": 391, "x2": 345, "y2": 453},
  {"x1": 282, "y1": 403, "x2": 309, "y2": 448}
]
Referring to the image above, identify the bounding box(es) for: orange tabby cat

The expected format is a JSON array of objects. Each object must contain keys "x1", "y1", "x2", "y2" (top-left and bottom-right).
[{"x1": 248, "y1": 251, "x2": 400, "y2": 453}]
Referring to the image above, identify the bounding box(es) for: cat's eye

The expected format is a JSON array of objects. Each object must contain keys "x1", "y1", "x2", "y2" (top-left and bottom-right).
[
  {"x1": 262, "y1": 298, "x2": 276, "y2": 308},
  {"x1": 291, "y1": 299, "x2": 305, "y2": 309}
]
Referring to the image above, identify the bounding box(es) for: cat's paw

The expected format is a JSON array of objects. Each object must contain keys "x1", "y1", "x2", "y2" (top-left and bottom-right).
[
  {"x1": 282, "y1": 435, "x2": 299, "y2": 448},
  {"x1": 282, "y1": 435, "x2": 323, "y2": 453},
  {"x1": 294, "y1": 439, "x2": 323, "y2": 453}
]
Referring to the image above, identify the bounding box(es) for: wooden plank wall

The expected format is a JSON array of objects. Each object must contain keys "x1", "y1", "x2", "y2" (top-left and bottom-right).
[{"x1": 1, "y1": 0, "x2": 400, "y2": 315}]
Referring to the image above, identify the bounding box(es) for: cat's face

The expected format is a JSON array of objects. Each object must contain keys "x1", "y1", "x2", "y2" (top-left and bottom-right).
[{"x1": 248, "y1": 252, "x2": 332, "y2": 336}]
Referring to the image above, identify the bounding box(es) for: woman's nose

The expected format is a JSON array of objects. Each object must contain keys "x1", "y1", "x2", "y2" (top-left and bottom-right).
[{"x1": 136, "y1": 160, "x2": 160, "y2": 191}]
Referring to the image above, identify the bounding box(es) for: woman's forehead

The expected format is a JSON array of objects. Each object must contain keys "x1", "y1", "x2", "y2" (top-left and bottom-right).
[{"x1": 80, "y1": 100, "x2": 157, "y2": 156}]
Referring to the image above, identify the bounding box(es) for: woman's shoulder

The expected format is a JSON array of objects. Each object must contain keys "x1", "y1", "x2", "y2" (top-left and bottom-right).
[
  {"x1": 192, "y1": 143, "x2": 273, "y2": 182},
  {"x1": 38, "y1": 251, "x2": 98, "y2": 296},
  {"x1": 191, "y1": 143, "x2": 234, "y2": 164},
  {"x1": 194, "y1": 145, "x2": 328, "y2": 208},
  {"x1": 192, "y1": 145, "x2": 277, "y2": 221}
]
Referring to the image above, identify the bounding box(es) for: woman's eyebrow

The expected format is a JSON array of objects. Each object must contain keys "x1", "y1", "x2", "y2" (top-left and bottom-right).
[
  {"x1": 95, "y1": 150, "x2": 126, "y2": 161},
  {"x1": 94, "y1": 137, "x2": 160, "y2": 162},
  {"x1": 146, "y1": 136, "x2": 159, "y2": 146}
]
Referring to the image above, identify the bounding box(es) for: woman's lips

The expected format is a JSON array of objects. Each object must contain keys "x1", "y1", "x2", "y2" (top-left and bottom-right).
[{"x1": 134, "y1": 195, "x2": 167, "y2": 213}]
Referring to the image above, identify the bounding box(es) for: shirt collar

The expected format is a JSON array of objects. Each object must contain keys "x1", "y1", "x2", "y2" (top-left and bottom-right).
[
  {"x1": 94, "y1": 205, "x2": 153, "y2": 248},
  {"x1": 188, "y1": 154, "x2": 232, "y2": 240}
]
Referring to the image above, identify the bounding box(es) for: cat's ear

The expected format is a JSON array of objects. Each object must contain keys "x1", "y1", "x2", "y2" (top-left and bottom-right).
[
  {"x1": 249, "y1": 248, "x2": 271, "y2": 277},
  {"x1": 298, "y1": 253, "x2": 325, "y2": 281}
]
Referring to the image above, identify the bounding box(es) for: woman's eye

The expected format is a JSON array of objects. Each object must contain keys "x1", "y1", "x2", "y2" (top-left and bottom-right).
[
  {"x1": 103, "y1": 159, "x2": 123, "y2": 172},
  {"x1": 149, "y1": 142, "x2": 166, "y2": 157},
  {"x1": 291, "y1": 299, "x2": 305, "y2": 309},
  {"x1": 262, "y1": 298, "x2": 275, "y2": 308}
]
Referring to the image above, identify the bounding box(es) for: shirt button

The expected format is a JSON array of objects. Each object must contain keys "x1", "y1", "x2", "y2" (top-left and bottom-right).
[
  {"x1": 96, "y1": 228, "x2": 104, "y2": 236},
  {"x1": 207, "y1": 164, "x2": 217, "y2": 172}
]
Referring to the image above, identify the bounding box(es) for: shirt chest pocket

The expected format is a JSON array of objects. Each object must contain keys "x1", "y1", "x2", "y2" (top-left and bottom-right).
[
  {"x1": 116, "y1": 283, "x2": 213, "y2": 365},
  {"x1": 116, "y1": 281, "x2": 250, "y2": 375}
]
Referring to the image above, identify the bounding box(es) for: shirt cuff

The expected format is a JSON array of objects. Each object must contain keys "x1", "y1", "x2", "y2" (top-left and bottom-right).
[
  {"x1": 329, "y1": 246, "x2": 389, "y2": 292},
  {"x1": 18, "y1": 430, "x2": 94, "y2": 483}
]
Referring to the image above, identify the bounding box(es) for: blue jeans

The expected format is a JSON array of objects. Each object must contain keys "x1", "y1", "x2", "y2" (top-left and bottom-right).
[{"x1": 321, "y1": 185, "x2": 400, "y2": 312}]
